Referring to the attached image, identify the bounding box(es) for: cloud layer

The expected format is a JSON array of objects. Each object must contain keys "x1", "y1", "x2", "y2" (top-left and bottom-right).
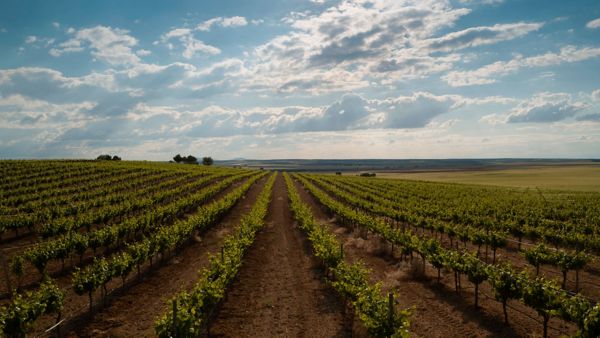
[{"x1": 1, "y1": 0, "x2": 599, "y2": 159}]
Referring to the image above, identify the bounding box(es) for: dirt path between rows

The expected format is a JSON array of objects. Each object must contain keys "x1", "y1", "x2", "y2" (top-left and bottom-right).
[
  {"x1": 209, "y1": 173, "x2": 351, "y2": 337},
  {"x1": 290, "y1": 177, "x2": 576, "y2": 338},
  {"x1": 64, "y1": 176, "x2": 268, "y2": 338}
]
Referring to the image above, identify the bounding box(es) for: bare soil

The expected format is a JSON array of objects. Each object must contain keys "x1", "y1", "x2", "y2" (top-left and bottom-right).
[{"x1": 209, "y1": 173, "x2": 351, "y2": 338}]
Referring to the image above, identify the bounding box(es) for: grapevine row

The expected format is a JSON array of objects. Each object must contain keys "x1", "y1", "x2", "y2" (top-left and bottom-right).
[
  {"x1": 284, "y1": 173, "x2": 411, "y2": 337},
  {"x1": 294, "y1": 174, "x2": 600, "y2": 337},
  {"x1": 308, "y1": 174, "x2": 592, "y2": 286},
  {"x1": 0, "y1": 170, "x2": 195, "y2": 237},
  {"x1": 0, "y1": 280, "x2": 64, "y2": 338},
  {"x1": 72, "y1": 171, "x2": 268, "y2": 315},
  {"x1": 10, "y1": 171, "x2": 259, "y2": 279},
  {"x1": 154, "y1": 172, "x2": 275, "y2": 337},
  {"x1": 336, "y1": 175, "x2": 600, "y2": 254}
]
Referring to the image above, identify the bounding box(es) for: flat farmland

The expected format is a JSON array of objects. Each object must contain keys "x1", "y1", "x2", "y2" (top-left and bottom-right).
[
  {"x1": 374, "y1": 164, "x2": 600, "y2": 192},
  {"x1": 2, "y1": 160, "x2": 600, "y2": 338}
]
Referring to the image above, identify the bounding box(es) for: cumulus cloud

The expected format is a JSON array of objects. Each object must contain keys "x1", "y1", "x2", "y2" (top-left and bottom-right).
[
  {"x1": 136, "y1": 49, "x2": 151, "y2": 56},
  {"x1": 506, "y1": 93, "x2": 588, "y2": 123},
  {"x1": 0, "y1": 94, "x2": 95, "y2": 129},
  {"x1": 244, "y1": 0, "x2": 543, "y2": 94},
  {"x1": 424, "y1": 22, "x2": 542, "y2": 52},
  {"x1": 3, "y1": 3, "x2": 599, "y2": 159},
  {"x1": 587, "y1": 18, "x2": 600, "y2": 29},
  {"x1": 196, "y1": 16, "x2": 248, "y2": 31},
  {"x1": 160, "y1": 28, "x2": 220, "y2": 58},
  {"x1": 444, "y1": 45, "x2": 600, "y2": 86},
  {"x1": 183, "y1": 92, "x2": 510, "y2": 138},
  {"x1": 49, "y1": 26, "x2": 143, "y2": 65},
  {"x1": 0, "y1": 56, "x2": 251, "y2": 123},
  {"x1": 162, "y1": 28, "x2": 192, "y2": 40},
  {"x1": 25, "y1": 36, "x2": 38, "y2": 44}
]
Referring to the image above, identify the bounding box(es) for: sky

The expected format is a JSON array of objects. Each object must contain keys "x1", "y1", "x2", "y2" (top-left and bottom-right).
[{"x1": 0, "y1": 0, "x2": 599, "y2": 160}]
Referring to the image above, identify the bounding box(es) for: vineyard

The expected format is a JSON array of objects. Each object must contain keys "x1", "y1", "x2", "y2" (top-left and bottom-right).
[{"x1": 1, "y1": 160, "x2": 600, "y2": 337}]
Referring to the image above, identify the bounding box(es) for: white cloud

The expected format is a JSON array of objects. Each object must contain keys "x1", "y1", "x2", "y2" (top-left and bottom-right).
[
  {"x1": 181, "y1": 36, "x2": 221, "y2": 58},
  {"x1": 0, "y1": 94, "x2": 95, "y2": 129},
  {"x1": 196, "y1": 16, "x2": 248, "y2": 31},
  {"x1": 423, "y1": 22, "x2": 542, "y2": 52},
  {"x1": 136, "y1": 49, "x2": 151, "y2": 56},
  {"x1": 586, "y1": 18, "x2": 600, "y2": 29},
  {"x1": 246, "y1": 0, "x2": 475, "y2": 93},
  {"x1": 506, "y1": 93, "x2": 586, "y2": 123},
  {"x1": 245, "y1": 1, "x2": 540, "y2": 94},
  {"x1": 52, "y1": 22, "x2": 60, "y2": 29},
  {"x1": 49, "y1": 26, "x2": 141, "y2": 65},
  {"x1": 49, "y1": 38, "x2": 84, "y2": 56},
  {"x1": 162, "y1": 28, "x2": 192, "y2": 40},
  {"x1": 221, "y1": 16, "x2": 248, "y2": 27},
  {"x1": 444, "y1": 45, "x2": 600, "y2": 86},
  {"x1": 592, "y1": 89, "x2": 600, "y2": 101},
  {"x1": 0, "y1": 67, "x2": 118, "y2": 110},
  {"x1": 160, "y1": 28, "x2": 220, "y2": 58},
  {"x1": 25, "y1": 36, "x2": 37, "y2": 44},
  {"x1": 179, "y1": 91, "x2": 513, "y2": 137}
]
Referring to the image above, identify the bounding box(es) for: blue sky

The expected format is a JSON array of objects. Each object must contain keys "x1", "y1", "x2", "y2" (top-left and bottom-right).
[{"x1": 0, "y1": 0, "x2": 599, "y2": 160}]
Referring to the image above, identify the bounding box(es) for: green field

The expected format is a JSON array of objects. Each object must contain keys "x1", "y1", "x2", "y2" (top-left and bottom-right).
[{"x1": 375, "y1": 165, "x2": 600, "y2": 191}]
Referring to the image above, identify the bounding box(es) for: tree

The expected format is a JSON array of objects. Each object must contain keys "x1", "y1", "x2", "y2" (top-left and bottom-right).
[
  {"x1": 97, "y1": 154, "x2": 121, "y2": 161},
  {"x1": 202, "y1": 157, "x2": 214, "y2": 166},
  {"x1": 173, "y1": 154, "x2": 183, "y2": 163},
  {"x1": 183, "y1": 155, "x2": 197, "y2": 164}
]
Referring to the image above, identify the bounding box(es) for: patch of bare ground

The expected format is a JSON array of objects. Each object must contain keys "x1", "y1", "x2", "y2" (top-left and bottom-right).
[{"x1": 209, "y1": 173, "x2": 351, "y2": 338}]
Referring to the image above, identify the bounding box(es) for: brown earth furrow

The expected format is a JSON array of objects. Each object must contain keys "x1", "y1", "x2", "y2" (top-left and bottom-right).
[{"x1": 209, "y1": 173, "x2": 350, "y2": 338}]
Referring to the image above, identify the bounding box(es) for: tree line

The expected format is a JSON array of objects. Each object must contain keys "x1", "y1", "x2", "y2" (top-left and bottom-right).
[{"x1": 172, "y1": 154, "x2": 213, "y2": 165}]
